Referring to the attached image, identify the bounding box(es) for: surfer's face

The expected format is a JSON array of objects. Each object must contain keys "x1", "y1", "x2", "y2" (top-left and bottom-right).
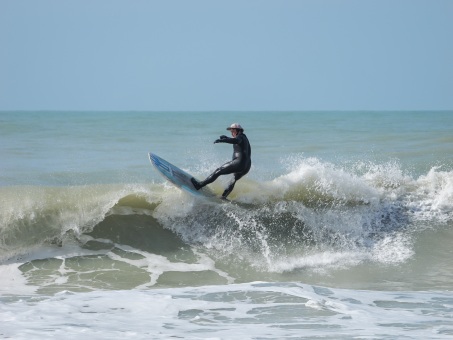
[{"x1": 231, "y1": 129, "x2": 239, "y2": 137}]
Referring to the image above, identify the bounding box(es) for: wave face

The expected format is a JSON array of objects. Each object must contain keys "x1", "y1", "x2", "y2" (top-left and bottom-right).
[{"x1": 1, "y1": 158, "x2": 452, "y2": 293}]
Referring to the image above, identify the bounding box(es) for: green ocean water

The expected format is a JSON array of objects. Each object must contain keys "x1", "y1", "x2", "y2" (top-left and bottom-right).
[{"x1": 1, "y1": 111, "x2": 452, "y2": 339}]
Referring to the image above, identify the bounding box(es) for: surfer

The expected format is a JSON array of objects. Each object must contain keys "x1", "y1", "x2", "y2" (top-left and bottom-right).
[{"x1": 191, "y1": 123, "x2": 251, "y2": 199}]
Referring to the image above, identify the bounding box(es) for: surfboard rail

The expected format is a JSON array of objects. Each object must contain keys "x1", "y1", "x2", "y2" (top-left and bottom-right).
[{"x1": 149, "y1": 152, "x2": 218, "y2": 200}]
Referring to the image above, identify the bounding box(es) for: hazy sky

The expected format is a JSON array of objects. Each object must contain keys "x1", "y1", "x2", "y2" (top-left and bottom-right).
[{"x1": 1, "y1": 0, "x2": 452, "y2": 111}]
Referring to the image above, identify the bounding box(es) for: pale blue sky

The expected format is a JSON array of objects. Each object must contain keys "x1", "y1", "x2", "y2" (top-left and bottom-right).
[{"x1": 1, "y1": 0, "x2": 452, "y2": 111}]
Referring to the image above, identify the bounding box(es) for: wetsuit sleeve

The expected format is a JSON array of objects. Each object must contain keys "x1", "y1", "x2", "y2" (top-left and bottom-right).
[{"x1": 215, "y1": 135, "x2": 242, "y2": 145}]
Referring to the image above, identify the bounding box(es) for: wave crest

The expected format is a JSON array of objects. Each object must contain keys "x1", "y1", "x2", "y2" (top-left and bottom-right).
[{"x1": 1, "y1": 159, "x2": 452, "y2": 271}]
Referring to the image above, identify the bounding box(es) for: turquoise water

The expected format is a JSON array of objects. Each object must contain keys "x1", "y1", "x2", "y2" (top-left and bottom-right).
[
  {"x1": 1, "y1": 111, "x2": 451, "y2": 184},
  {"x1": 1, "y1": 111, "x2": 452, "y2": 339}
]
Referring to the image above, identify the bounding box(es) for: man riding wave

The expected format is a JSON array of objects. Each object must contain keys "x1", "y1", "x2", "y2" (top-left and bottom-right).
[{"x1": 191, "y1": 123, "x2": 251, "y2": 199}]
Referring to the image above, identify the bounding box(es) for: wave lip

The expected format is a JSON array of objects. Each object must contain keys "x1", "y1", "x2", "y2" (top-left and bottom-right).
[{"x1": 0, "y1": 184, "x2": 160, "y2": 261}]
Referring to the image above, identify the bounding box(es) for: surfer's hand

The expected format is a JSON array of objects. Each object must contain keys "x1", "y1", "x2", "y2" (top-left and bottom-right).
[
  {"x1": 219, "y1": 135, "x2": 227, "y2": 139},
  {"x1": 214, "y1": 139, "x2": 221, "y2": 144}
]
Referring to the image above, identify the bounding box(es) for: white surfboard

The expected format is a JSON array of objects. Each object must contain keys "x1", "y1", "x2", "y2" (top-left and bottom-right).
[{"x1": 149, "y1": 152, "x2": 220, "y2": 200}]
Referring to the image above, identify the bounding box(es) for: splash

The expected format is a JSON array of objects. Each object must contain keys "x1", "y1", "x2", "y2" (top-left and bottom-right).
[
  {"x1": 1, "y1": 158, "x2": 452, "y2": 276},
  {"x1": 152, "y1": 158, "x2": 451, "y2": 273}
]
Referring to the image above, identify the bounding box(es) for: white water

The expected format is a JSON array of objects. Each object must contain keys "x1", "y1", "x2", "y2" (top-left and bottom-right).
[{"x1": 2, "y1": 282, "x2": 452, "y2": 339}]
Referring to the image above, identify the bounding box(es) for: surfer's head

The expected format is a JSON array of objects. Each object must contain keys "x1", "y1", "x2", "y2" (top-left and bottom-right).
[
  {"x1": 227, "y1": 123, "x2": 244, "y2": 132},
  {"x1": 227, "y1": 123, "x2": 244, "y2": 137}
]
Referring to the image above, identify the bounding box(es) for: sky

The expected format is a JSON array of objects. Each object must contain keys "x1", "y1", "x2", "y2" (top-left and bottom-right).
[{"x1": 1, "y1": 0, "x2": 452, "y2": 111}]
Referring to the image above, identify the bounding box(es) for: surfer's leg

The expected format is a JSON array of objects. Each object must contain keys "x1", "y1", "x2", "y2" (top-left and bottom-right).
[
  {"x1": 192, "y1": 161, "x2": 238, "y2": 190},
  {"x1": 200, "y1": 166, "x2": 230, "y2": 186},
  {"x1": 222, "y1": 170, "x2": 248, "y2": 198},
  {"x1": 190, "y1": 177, "x2": 203, "y2": 190},
  {"x1": 191, "y1": 168, "x2": 224, "y2": 190},
  {"x1": 221, "y1": 177, "x2": 236, "y2": 198}
]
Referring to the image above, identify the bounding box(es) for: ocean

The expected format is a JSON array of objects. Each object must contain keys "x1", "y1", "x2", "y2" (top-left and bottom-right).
[{"x1": 1, "y1": 111, "x2": 452, "y2": 339}]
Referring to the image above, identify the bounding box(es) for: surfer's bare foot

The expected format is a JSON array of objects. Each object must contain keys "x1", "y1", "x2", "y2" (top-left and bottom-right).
[{"x1": 191, "y1": 178, "x2": 202, "y2": 190}]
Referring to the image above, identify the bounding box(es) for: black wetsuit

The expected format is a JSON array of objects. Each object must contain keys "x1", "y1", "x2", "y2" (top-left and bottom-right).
[{"x1": 194, "y1": 133, "x2": 251, "y2": 198}]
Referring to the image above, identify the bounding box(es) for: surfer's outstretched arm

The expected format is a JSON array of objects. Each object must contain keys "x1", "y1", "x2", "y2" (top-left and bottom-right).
[{"x1": 214, "y1": 136, "x2": 241, "y2": 145}]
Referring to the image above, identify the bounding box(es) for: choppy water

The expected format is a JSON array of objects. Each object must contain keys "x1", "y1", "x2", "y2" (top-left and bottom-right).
[{"x1": 1, "y1": 111, "x2": 452, "y2": 339}]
